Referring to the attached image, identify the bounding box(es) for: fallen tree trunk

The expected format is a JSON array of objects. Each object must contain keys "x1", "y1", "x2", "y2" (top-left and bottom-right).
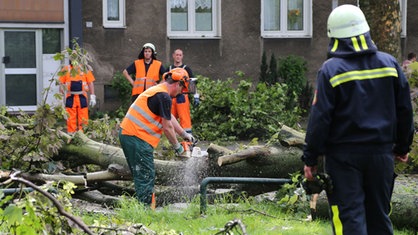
[
  {"x1": 57, "y1": 131, "x2": 305, "y2": 186},
  {"x1": 3, "y1": 125, "x2": 418, "y2": 230}
]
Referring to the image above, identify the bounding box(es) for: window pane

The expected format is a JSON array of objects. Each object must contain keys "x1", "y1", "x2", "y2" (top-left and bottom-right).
[
  {"x1": 5, "y1": 32, "x2": 36, "y2": 68},
  {"x1": 263, "y1": 0, "x2": 280, "y2": 31},
  {"x1": 108, "y1": 0, "x2": 120, "y2": 21},
  {"x1": 195, "y1": 0, "x2": 212, "y2": 31},
  {"x1": 42, "y1": 29, "x2": 61, "y2": 54},
  {"x1": 171, "y1": 0, "x2": 188, "y2": 31},
  {"x1": 287, "y1": 0, "x2": 303, "y2": 30},
  {"x1": 6, "y1": 74, "x2": 37, "y2": 106}
]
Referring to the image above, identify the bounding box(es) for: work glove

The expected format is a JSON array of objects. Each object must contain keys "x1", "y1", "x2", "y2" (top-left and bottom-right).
[
  {"x1": 89, "y1": 94, "x2": 96, "y2": 107},
  {"x1": 193, "y1": 93, "x2": 200, "y2": 106},
  {"x1": 181, "y1": 131, "x2": 196, "y2": 144},
  {"x1": 174, "y1": 142, "x2": 184, "y2": 156}
]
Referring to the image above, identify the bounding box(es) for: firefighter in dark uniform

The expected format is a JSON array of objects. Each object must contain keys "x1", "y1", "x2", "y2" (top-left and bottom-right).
[{"x1": 301, "y1": 5, "x2": 414, "y2": 235}]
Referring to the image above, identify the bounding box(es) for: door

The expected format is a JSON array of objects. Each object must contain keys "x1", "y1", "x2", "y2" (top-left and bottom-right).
[{"x1": 0, "y1": 29, "x2": 40, "y2": 111}]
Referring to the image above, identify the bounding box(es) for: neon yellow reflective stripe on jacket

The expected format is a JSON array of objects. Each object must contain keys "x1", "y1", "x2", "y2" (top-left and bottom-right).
[
  {"x1": 330, "y1": 67, "x2": 398, "y2": 88},
  {"x1": 331, "y1": 205, "x2": 343, "y2": 235}
]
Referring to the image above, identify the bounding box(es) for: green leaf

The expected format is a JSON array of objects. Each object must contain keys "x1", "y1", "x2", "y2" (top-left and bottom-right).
[{"x1": 4, "y1": 204, "x2": 23, "y2": 224}]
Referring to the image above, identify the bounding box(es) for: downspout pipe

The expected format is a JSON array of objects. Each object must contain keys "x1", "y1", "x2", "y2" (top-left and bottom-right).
[{"x1": 200, "y1": 177, "x2": 292, "y2": 214}]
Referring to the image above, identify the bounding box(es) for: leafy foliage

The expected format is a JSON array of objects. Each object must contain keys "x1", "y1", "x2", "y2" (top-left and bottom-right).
[
  {"x1": 275, "y1": 172, "x2": 310, "y2": 216},
  {"x1": 110, "y1": 71, "x2": 132, "y2": 118},
  {"x1": 259, "y1": 53, "x2": 313, "y2": 115},
  {"x1": 278, "y1": 55, "x2": 310, "y2": 111},
  {"x1": 0, "y1": 81, "x2": 66, "y2": 172},
  {"x1": 259, "y1": 51, "x2": 268, "y2": 83},
  {"x1": 268, "y1": 53, "x2": 279, "y2": 85},
  {"x1": 0, "y1": 39, "x2": 94, "y2": 171},
  {"x1": 84, "y1": 114, "x2": 121, "y2": 146},
  {"x1": 191, "y1": 72, "x2": 302, "y2": 141},
  {"x1": 0, "y1": 182, "x2": 81, "y2": 235}
]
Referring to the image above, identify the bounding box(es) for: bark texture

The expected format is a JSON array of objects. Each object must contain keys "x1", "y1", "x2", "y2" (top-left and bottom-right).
[{"x1": 360, "y1": 0, "x2": 402, "y2": 60}]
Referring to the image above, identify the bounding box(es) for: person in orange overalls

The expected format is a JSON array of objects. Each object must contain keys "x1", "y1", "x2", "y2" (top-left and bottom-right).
[
  {"x1": 167, "y1": 49, "x2": 195, "y2": 134},
  {"x1": 59, "y1": 64, "x2": 96, "y2": 134},
  {"x1": 122, "y1": 43, "x2": 166, "y2": 103}
]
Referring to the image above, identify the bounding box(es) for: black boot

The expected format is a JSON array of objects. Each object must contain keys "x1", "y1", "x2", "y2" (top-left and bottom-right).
[{"x1": 310, "y1": 208, "x2": 317, "y2": 221}]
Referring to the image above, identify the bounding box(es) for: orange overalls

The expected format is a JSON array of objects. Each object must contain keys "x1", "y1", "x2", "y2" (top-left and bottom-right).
[
  {"x1": 169, "y1": 65, "x2": 192, "y2": 133},
  {"x1": 132, "y1": 59, "x2": 162, "y2": 97},
  {"x1": 59, "y1": 66, "x2": 95, "y2": 133},
  {"x1": 171, "y1": 95, "x2": 192, "y2": 133}
]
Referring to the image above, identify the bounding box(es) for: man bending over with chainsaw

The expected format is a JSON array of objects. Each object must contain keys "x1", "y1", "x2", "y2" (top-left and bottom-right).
[
  {"x1": 119, "y1": 68, "x2": 195, "y2": 206},
  {"x1": 301, "y1": 5, "x2": 414, "y2": 235}
]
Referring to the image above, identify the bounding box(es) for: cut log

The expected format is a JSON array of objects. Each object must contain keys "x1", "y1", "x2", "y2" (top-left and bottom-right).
[
  {"x1": 278, "y1": 125, "x2": 306, "y2": 148},
  {"x1": 217, "y1": 146, "x2": 271, "y2": 166}
]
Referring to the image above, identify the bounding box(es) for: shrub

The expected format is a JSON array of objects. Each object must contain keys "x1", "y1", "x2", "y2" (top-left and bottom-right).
[
  {"x1": 191, "y1": 72, "x2": 302, "y2": 141},
  {"x1": 278, "y1": 55, "x2": 309, "y2": 111},
  {"x1": 111, "y1": 71, "x2": 132, "y2": 118}
]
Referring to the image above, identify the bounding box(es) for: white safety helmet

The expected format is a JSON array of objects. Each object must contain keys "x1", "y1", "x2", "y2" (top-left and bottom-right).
[
  {"x1": 142, "y1": 43, "x2": 156, "y2": 54},
  {"x1": 327, "y1": 4, "x2": 370, "y2": 38}
]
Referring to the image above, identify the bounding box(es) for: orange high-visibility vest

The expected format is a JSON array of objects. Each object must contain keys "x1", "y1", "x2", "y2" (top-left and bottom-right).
[
  {"x1": 132, "y1": 59, "x2": 162, "y2": 96},
  {"x1": 120, "y1": 84, "x2": 168, "y2": 148}
]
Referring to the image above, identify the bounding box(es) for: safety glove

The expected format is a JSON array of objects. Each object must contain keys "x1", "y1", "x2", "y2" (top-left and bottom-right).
[
  {"x1": 193, "y1": 93, "x2": 200, "y2": 106},
  {"x1": 302, "y1": 173, "x2": 333, "y2": 195},
  {"x1": 174, "y1": 142, "x2": 185, "y2": 156},
  {"x1": 90, "y1": 94, "x2": 97, "y2": 107},
  {"x1": 181, "y1": 131, "x2": 196, "y2": 144}
]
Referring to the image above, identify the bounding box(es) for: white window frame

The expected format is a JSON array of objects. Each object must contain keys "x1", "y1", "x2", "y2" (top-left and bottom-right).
[
  {"x1": 400, "y1": 0, "x2": 407, "y2": 37},
  {"x1": 102, "y1": 0, "x2": 126, "y2": 28},
  {"x1": 261, "y1": 0, "x2": 312, "y2": 38},
  {"x1": 0, "y1": 29, "x2": 42, "y2": 112},
  {"x1": 167, "y1": 0, "x2": 221, "y2": 39}
]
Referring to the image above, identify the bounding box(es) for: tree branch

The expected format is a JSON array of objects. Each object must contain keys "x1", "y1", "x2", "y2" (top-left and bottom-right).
[{"x1": 9, "y1": 171, "x2": 94, "y2": 235}]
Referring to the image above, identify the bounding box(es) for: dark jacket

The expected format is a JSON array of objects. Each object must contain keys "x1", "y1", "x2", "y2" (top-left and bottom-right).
[{"x1": 303, "y1": 32, "x2": 414, "y2": 166}]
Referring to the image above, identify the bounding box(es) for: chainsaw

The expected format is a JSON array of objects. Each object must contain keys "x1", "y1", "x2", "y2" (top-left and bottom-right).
[{"x1": 178, "y1": 139, "x2": 203, "y2": 158}]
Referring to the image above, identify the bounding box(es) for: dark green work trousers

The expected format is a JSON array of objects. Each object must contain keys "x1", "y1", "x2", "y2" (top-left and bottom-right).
[{"x1": 119, "y1": 129, "x2": 155, "y2": 205}]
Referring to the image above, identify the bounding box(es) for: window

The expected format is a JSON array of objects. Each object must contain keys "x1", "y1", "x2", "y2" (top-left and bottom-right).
[
  {"x1": 167, "y1": 0, "x2": 221, "y2": 39},
  {"x1": 1, "y1": 30, "x2": 40, "y2": 110},
  {"x1": 42, "y1": 29, "x2": 62, "y2": 54},
  {"x1": 261, "y1": 0, "x2": 312, "y2": 38},
  {"x1": 103, "y1": 0, "x2": 125, "y2": 28}
]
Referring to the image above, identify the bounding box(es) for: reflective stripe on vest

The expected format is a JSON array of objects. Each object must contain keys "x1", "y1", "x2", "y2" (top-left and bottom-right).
[
  {"x1": 132, "y1": 59, "x2": 162, "y2": 96},
  {"x1": 329, "y1": 67, "x2": 398, "y2": 88},
  {"x1": 120, "y1": 84, "x2": 168, "y2": 147}
]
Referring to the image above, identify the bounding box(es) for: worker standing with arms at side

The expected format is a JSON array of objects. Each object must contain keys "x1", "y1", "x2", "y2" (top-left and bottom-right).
[
  {"x1": 59, "y1": 63, "x2": 96, "y2": 134},
  {"x1": 301, "y1": 4, "x2": 414, "y2": 235},
  {"x1": 122, "y1": 43, "x2": 166, "y2": 103},
  {"x1": 167, "y1": 49, "x2": 196, "y2": 134},
  {"x1": 119, "y1": 68, "x2": 195, "y2": 206}
]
